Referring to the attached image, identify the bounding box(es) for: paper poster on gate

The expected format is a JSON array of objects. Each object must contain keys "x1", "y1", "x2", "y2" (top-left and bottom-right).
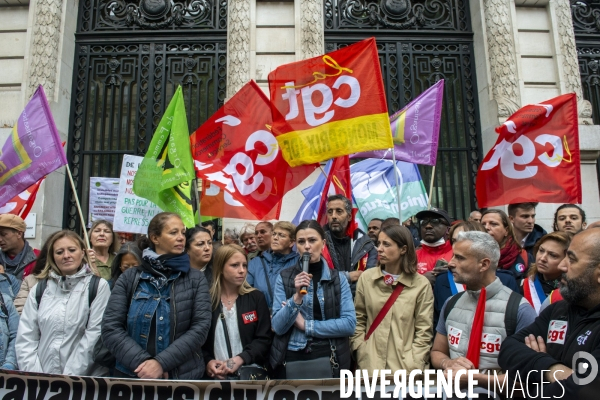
[
  {"x1": 88, "y1": 177, "x2": 120, "y2": 227},
  {"x1": 114, "y1": 155, "x2": 163, "y2": 234}
]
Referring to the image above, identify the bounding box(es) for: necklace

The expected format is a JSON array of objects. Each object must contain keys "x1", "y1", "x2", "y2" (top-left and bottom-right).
[{"x1": 222, "y1": 293, "x2": 238, "y2": 306}]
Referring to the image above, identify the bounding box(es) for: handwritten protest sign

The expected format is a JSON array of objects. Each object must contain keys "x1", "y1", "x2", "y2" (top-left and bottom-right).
[
  {"x1": 88, "y1": 177, "x2": 119, "y2": 227},
  {"x1": 114, "y1": 155, "x2": 163, "y2": 234}
]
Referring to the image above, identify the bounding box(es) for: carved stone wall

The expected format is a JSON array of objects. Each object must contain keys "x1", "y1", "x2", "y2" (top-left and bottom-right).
[
  {"x1": 554, "y1": 0, "x2": 593, "y2": 121},
  {"x1": 299, "y1": 0, "x2": 324, "y2": 59},
  {"x1": 27, "y1": 0, "x2": 64, "y2": 101},
  {"x1": 482, "y1": 0, "x2": 520, "y2": 118},
  {"x1": 226, "y1": 0, "x2": 251, "y2": 98}
]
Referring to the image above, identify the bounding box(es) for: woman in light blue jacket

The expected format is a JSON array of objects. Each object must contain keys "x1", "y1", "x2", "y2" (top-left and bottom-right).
[
  {"x1": 0, "y1": 293, "x2": 19, "y2": 370},
  {"x1": 270, "y1": 220, "x2": 356, "y2": 379},
  {"x1": 247, "y1": 221, "x2": 299, "y2": 311}
]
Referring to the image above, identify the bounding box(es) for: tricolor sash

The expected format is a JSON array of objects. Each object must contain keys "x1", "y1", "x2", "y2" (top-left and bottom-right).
[
  {"x1": 448, "y1": 270, "x2": 466, "y2": 295},
  {"x1": 522, "y1": 275, "x2": 547, "y2": 314}
]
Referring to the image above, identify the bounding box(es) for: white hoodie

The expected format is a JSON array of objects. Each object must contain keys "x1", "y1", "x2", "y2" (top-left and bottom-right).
[{"x1": 16, "y1": 265, "x2": 110, "y2": 376}]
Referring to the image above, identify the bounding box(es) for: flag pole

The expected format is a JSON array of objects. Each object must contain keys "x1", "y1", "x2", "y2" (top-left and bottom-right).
[
  {"x1": 391, "y1": 149, "x2": 402, "y2": 223},
  {"x1": 192, "y1": 177, "x2": 201, "y2": 223},
  {"x1": 427, "y1": 165, "x2": 436, "y2": 209},
  {"x1": 65, "y1": 164, "x2": 99, "y2": 275}
]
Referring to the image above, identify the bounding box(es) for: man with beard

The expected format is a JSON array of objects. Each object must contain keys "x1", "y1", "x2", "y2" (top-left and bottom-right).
[
  {"x1": 415, "y1": 208, "x2": 454, "y2": 283},
  {"x1": 240, "y1": 224, "x2": 260, "y2": 260},
  {"x1": 324, "y1": 195, "x2": 377, "y2": 293},
  {"x1": 499, "y1": 229, "x2": 600, "y2": 399},
  {"x1": 553, "y1": 204, "x2": 587, "y2": 234}
]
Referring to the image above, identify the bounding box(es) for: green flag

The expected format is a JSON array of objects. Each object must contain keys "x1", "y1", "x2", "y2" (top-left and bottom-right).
[{"x1": 133, "y1": 86, "x2": 196, "y2": 227}]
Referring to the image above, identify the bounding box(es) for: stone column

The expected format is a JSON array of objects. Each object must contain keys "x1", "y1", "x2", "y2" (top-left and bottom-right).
[
  {"x1": 227, "y1": 0, "x2": 252, "y2": 99},
  {"x1": 25, "y1": 0, "x2": 64, "y2": 102},
  {"x1": 482, "y1": 0, "x2": 521, "y2": 118},
  {"x1": 297, "y1": 0, "x2": 324, "y2": 60},
  {"x1": 552, "y1": 0, "x2": 593, "y2": 123}
]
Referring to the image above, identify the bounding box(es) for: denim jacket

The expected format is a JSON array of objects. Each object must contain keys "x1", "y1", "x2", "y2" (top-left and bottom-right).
[
  {"x1": 0, "y1": 273, "x2": 20, "y2": 300},
  {"x1": 247, "y1": 251, "x2": 299, "y2": 310},
  {"x1": 271, "y1": 258, "x2": 356, "y2": 351},
  {"x1": 0, "y1": 295, "x2": 18, "y2": 369},
  {"x1": 115, "y1": 270, "x2": 180, "y2": 376}
]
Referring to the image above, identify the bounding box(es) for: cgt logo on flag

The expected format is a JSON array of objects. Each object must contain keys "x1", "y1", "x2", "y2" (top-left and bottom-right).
[
  {"x1": 269, "y1": 37, "x2": 393, "y2": 167},
  {"x1": 476, "y1": 93, "x2": 581, "y2": 207}
]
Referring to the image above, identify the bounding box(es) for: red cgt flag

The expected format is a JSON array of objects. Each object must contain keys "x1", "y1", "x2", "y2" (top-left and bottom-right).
[
  {"x1": 476, "y1": 93, "x2": 581, "y2": 207},
  {"x1": 200, "y1": 180, "x2": 279, "y2": 220},
  {"x1": 190, "y1": 81, "x2": 316, "y2": 219},
  {"x1": 0, "y1": 177, "x2": 44, "y2": 218}
]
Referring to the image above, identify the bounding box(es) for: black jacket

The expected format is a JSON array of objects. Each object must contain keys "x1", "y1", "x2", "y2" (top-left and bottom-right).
[
  {"x1": 499, "y1": 300, "x2": 600, "y2": 399},
  {"x1": 523, "y1": 224, "x2": 547, "y2": 255},
  {"x1": 202, "y1": 289, "x2": 273, "y2": 371},
  {"x1": 101, "y1": 266, "x2": 212, "y2": 379}
]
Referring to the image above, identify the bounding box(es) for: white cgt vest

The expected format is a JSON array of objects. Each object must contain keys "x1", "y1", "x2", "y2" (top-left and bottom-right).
[{"x1": 444, "y1": 277, "x2": 528, "y2": 371}]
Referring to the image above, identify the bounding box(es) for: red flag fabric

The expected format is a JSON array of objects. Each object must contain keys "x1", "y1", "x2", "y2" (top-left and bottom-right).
[
  {"x1": 316, "y1": 156, "x2": 351, "y2": 224},
  {"x1": 476, "y1": 93, "x2": 581, "y2": 207},
  {"x1": 190, "y1": 81, "x2": 316, "y2": 219},
  {"x1": 200, "y1": 181, "x2": 278, "y2": 220},
  {"x1": 0, "y1": 177, "x2": 44, "y2": 218},
  {"x1": 268, "y1": 38, "x2": 393, "y2": 167}
]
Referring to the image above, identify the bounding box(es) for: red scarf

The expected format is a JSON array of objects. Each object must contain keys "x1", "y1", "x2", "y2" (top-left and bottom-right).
[
  {"x1": 466, "y1": 286, "x2": 486, "y2": 368},
  {"x1": 498, "y1": 236, "x2": 520, "y2": 270}
]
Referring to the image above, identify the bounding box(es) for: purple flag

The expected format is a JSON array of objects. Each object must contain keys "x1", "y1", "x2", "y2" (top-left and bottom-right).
[
  {"x1": 0, "y1": 86, "x2": 67, "y2": 208},
  {"x1": 351, "y1": 79, "x2": 444, "y2": 166}
]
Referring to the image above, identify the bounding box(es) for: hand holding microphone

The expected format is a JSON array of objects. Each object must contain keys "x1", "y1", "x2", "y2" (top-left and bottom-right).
[
  {"x1": 293, "y1": 253, "x2": 312, "y2": 304},
  {"x1": 300, "y1": 252, "x2": 310, "y2": 295}
]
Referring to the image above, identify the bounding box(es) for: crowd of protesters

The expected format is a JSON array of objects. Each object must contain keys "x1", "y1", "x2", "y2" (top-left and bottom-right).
[{"x1": 0, "y1": 199, "x2": 598, "y2": 397}]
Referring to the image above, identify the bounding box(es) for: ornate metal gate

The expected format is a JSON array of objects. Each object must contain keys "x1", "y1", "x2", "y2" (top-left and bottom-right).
[
  {"x1": 572, "y1": 0, "x2": 600, "y2": 187},
  {"x1": 63, "y1": 0, "x2": 227, "y2": 231},
  {"x1": 325, "y1": 0, "x2": 482, "y2": 219}
]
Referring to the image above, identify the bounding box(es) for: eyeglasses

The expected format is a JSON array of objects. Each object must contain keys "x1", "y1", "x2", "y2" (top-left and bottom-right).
[
  {"x1": 272, "y1": 232, "x2": 289, "y2": 239},
  {"x1": 419, "y1": 218, "x2": 447, "y2": 226}
]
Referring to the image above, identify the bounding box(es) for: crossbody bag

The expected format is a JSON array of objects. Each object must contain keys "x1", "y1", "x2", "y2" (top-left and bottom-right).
[{"x1": 219, "y1": 305, "x2": 269, "y2": 380}]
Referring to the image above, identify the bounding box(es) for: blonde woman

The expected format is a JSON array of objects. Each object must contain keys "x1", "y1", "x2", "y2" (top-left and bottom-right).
[
  {"x1": 16, "y1": 230, "x2": 110, "y2": 376},
  {"x1": 203, "y1": 245, "x2": 272, "y2": 379}
]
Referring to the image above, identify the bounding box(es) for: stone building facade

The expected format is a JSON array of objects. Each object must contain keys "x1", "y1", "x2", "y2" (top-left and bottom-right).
[{"x1": 0, "y1": 0, "x2": 599, "y2": 246}]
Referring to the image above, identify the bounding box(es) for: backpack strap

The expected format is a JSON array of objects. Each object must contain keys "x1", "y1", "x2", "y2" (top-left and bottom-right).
[
  {"x1": 504, "y1": 291, "x2": 522, "y2": 337},
  {"x1": 443, "y1": 291, "x2": 466, "y2": 323},
  {"x1": 88, "y1": 275, "x2": 101, "y2": 307},
  {"x1": 35, "y1": 278, "x2": 48, "y2": 306}
]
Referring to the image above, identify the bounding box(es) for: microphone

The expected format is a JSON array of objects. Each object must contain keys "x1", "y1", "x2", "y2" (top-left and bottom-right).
[{"x1": 300, "y1": 252, "x2": 310, "y2": 295}]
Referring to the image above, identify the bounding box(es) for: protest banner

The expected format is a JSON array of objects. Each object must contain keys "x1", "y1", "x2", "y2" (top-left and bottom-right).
[
  {"x1": 352, "y1": 79, "x2": 444, "y2": 166},
  {"x1": 88, "y1": 177, "x2": 120, "y2": 227},
  {"x1": 293, "y1": 159, "x2": 428, "y2": 232},
  {"x1": 351, "y1": 159, "x2": 428, "y2": 231},
  {"x1": 191, "y1": 81, "x2": 315, "y2": 219},
  {"x1": 0, "y1": 86, "x2": 67, "y2": 209},
  {"x1": 114, "y1": 155, "x2": 163, "y2": 234},
  {"x1": 269, "y1": 38, "x2": 393, "y2": 167},
  {"x1": 476, "y1": 93, "x2": 581, "y2": 207},
  {"x1": 133, "y1": 86, "x2": 196, "y2": 227}
]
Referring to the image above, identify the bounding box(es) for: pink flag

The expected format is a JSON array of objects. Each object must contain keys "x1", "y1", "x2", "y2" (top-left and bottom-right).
[
  {"x1": 351, "y1": 79, "x2": 444, "y2": 166},
  {"x1": 0, "y1": 86, "x2": 67, "y2": 208}
]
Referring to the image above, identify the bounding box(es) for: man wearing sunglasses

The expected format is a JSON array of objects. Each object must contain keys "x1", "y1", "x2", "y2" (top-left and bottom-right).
[{"x1": 415, "y1": 208, "x2": 454, "y2": 284}]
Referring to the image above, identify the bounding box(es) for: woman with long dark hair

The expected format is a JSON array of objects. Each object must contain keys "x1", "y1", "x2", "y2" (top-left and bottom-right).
[
  {"x1": 102, "y1": 212, "x2": 212, "y2": 379},
  {"x1": 270, "y1": 220, "x2": 356, "y2": 379},
  {"x1": 351, "y1": 225, "x2": 433, "y2": 372},
  {"x1": 202, "y1": 245, "x2": 272, "y2": 379},
  {"x1": 185, "y1": 226, "x2": 214, "y2": 287}
]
